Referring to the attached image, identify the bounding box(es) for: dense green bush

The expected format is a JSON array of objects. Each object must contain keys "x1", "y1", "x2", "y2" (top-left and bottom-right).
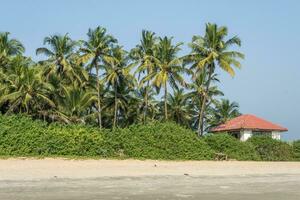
[
  {"x1": 111, "y1": 123, "x2": 214, "y2": 160},
  {"x1": 0, "y1": 115, "x2": 297, "y2": 161},
  {"x1": 0, "y1": 115, "x2": 213, "y2": 160},
  {"x1": 292, "y1": 140, "x2": 300, "y2": 160},
  {"x1": 204, "y1": 134, "x2": 259, "y2": 160},
  {"x1": 247, "y1": 136, "x2": 294, "y2": 161}
]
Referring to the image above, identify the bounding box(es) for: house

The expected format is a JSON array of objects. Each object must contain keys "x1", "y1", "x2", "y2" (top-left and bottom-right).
[{"x1": 210, "y1": 114, "x2": 288, "y2": 141}]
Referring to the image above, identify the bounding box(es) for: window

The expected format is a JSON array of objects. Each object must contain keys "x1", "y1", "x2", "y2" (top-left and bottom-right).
[
  {"x1": 252, "y1": 131, "x2": 272, "y2": 137},
  {"x1": 229, "y1": 131, "x2": 240, "y2": 139}
]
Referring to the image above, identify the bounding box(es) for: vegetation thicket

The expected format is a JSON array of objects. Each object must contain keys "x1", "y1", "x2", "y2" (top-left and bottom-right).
[
  {"x1": 0, "y1": 114, "x2": 297, "y2": 161},
  {"x1": 247, "y1": 136, "x2": 294, "y2": 161}
]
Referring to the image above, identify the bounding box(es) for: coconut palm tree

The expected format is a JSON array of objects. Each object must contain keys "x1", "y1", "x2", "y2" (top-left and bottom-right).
[
  {"x1": 0, "y1": 63, "x2": 55, "y2": 115},
  {"x1": 188, "y1": 23, "x2": 244, "y2": 136},
  {"x1": 207, "y1": 99, "x2": 241, "y2": 130},
  {"x1": 143, "y1": 36, "x2": 186, "y2": 120},
  {"x1": 103, "y1": 46, "x2": 136, "y2": 128},
  {"x1": 36, "y1": 34, "x2": 78, "y2": 79},
  {"x1": 188, "y1": 70, "x2": 223, "y2": 134},
  {"x1": 103, "y1": 84, "x2": 135, "y2": 127},
  {"x1": 167, "y1": 88, "x2": 191, "y2": 127},
  {"x1": 0, "y1": 32, "x2": 25, "y2": 66},
  {"x1": 54, "y1": 83, "x2": 97, "y2": 124},
  {"x1": 80, "y1": 26, "x2": 117, "y2": 128},
  {"x1": 131, "y1": 30, "x2": 157, "y2": 123},
  {"x1": 130, "y1": 85, "x2": 159, "y2": 123}
]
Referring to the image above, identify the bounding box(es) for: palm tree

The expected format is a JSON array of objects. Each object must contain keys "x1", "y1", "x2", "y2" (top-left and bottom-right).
[
  {"x1": 131, "y1": 30, "x2": 157, "y2": 123},
  {"x1": 104, "y1": 84, "x2": 134, "y2": 127},
  {"x1": 144, "y1": 36, "x2": 186, "y2": 120},
  {"x1": 167, "y1": 88, "x2": 191, "y2": 127},
  {"x1": 54, "y1": 83, "x2": 97, "y2": 124},
  {"x1": 0, "y1": 63, "x2": 55, "y2": 115},
  {"x1": 131, "y1": 85, "x2": 159, "y2": 123},
  {"x1": 36, "y1": 34, "x2": 78, "y2": 79},
  {"x1": 188, "y1": 70, "x2": 223, "y2": 134},
  {"x1": 103, "y1": 46, "x2": 136, "y2": 128},
  {"x1": 207, "y1": 99, "x2": 240, "y2": 130},
  {"x1": 188, "y1": 23, "x2": 244, "y2": 136},
  {"x1": 0, "y1": 32, "x2": 25, "y2": 66},
  {"x1": 80, "y1": 26, "x2": 117, "y2": 128}
]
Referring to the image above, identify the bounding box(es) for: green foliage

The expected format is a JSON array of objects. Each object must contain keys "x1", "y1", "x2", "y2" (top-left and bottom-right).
[
  {"x1": 0, "y1": 115, "x2": 213, "y2": 160},
  {"x1": 1, "y1": 115, "x2": 295, "y2": 161},
  {"x1": 112, "y1": 123, "x2": 214, "y2": 160},
  {"x1": 204, "y1": 134, "x2": 259, "y2": 160},
  {"x1": 247, "y1": 136, "x2": 294, "y2": 161},
  {"x1": 0, "y1": 24, "x2": 244, "y2": 132},
  {"x1": 292, "y1": 140, "x2": 300, "y2": 161}
]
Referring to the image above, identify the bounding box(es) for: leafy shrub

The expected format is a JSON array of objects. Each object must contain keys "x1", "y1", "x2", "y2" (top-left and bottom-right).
[
  {"x1": 1, "y1": 115, "x2": 297, "y2": 161},
  {"x1": 247, "y1": 136, "x2": 294, "y2": 161},
  {"x1": 204, "y1": 134, "x2": 259, "y2": 160},
  {"x1": 0, "y1": 115, "x2": 214, "y2": 160},
  {"x1": 292, "y1": 140, "x2": 300, "y2": 160},
  {"x1": 111, "y1": 123, "x2": 214, "y2": 160}
]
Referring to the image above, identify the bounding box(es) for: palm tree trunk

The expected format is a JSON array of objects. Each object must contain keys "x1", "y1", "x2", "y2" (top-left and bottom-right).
[
  {"x1": 143, "y1": 81, "x2": 149, "y2": 124},
  {"x1": 164, "y1": 82, "x2": 168, "y2": 120},
  {"x1": 113, "y1": 85, "x2": 118, "y2": 128},
  {"x1": 96, "y1": 67, "x2": 102, "y2": 129},
  {"x1": 197, "y1": 102, "x2": 202, "y2": 134},
  {"x1": 198, "y1": 66, "x2": 213, "y2": 136}
]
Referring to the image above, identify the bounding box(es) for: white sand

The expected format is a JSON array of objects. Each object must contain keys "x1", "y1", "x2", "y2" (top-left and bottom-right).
[{"x1": 1, "y1": 158, "x2": 300, "y2": 180}]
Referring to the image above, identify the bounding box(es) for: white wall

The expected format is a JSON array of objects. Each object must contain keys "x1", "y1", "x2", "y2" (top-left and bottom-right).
[
  {"x1": 272, "y1": 131, "x2": 281, "y2": 140},
  {"x1": 240, "y1": 130, "x2": 252, "y2": 141},
  {"x1": 239, "y1": 130, "x2": 281, "y2": 141}
]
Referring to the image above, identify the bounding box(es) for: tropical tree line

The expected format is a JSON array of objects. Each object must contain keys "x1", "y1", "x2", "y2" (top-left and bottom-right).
[{"x1": 0, "y1": 23, "x2": 244, "y2": 135}]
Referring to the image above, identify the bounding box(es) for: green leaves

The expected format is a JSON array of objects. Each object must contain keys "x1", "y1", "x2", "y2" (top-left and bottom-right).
[
  {"x1": 1, "y1": 24, "x2": 244, "y2": 132},
  {"x1": 247, "y1": 136, "x2": 294, "y2": 161},
  {"x1": 0, "y1": 115, "x2": 214, "y2": 160},
  {"x1": 204, "y1": 134, "x2": 259, "y2": 160},
  {"x1": 0, "y1": 32, "x2": 25, "y2": 58}
]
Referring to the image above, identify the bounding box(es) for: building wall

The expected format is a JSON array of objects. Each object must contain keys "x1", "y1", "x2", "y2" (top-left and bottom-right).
[
  {"x1": 240, "y1": 130, "x2": 252, "y2": 141},
  {"x1": 239, "y1": 130, "x2": 281, "y2": 141},
  {"x1": 272, "y1": 131, "x2": 281, "y2": 140}
]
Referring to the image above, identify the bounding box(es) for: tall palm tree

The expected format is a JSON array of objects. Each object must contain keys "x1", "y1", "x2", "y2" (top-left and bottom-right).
[
  {"x1": 207, "y1": 99, "x2": 240, "y2": 130},
  {"x1": 80, "y1": 26, "x2": 117, "y2": 128},
  {"x1": 0, "y1": 64, "x2": 55, "y2": 115},
  {"x1": 103, "y1": 46, "x2": 136, "y2": 128},
  {"x1": 0, "y1": 32, "x2": 25, "y2": 66},
  {"x1": 143, "y1": 36, "x2": 186, "y2": 120},
  {"x1": 54, "y1": 83, "x2": 97, "y2": 124},
  {"x1": 104, "y1": 84, "x2": 134, "y2": 127},
  {"x1": 131, "y1": 85, "x2": 158, "y2": 123},
  {"x1": 167, "y1": 88, "x2": 191, "y2": 127},
  {"x1": 36, "y1": 34, "x2": 78, "y2": 79},
  {"x1": 131, "y1": 30, "x2": 157, "y2": 123},
  {"x1": 188, "y1": 70, "x2": 223, "y2": 134},
  {"x1": 188, "y1": 23, "x2": 244, "y2": 136}
]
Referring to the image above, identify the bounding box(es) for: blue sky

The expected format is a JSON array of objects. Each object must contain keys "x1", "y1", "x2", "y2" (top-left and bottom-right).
[{"x1": 1, "y1": 0, "x2": 299, "y2": 139}]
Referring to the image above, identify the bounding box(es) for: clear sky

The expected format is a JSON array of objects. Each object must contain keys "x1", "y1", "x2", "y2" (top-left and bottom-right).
[{"x1": 1, "y1": 0, "x2": 299, "y2": 140}]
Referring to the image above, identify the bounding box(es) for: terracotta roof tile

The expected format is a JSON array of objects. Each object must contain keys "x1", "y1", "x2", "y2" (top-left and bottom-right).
[{"x1": 211, "y1": 114, "x2": 288, "y2": 132}]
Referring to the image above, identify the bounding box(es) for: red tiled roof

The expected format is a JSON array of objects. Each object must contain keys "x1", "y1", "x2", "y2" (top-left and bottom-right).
[{"x1": 211, "y1": 114, "x2": 288, "y2": 132}]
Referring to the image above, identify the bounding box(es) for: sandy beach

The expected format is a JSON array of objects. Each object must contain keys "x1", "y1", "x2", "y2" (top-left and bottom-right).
[
  {"x1": 1, "y1": 159, "x2": 300, "y2": 200},
  {"x1": 1, "y1": 158, "x2": 300, "y2": 180}
]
